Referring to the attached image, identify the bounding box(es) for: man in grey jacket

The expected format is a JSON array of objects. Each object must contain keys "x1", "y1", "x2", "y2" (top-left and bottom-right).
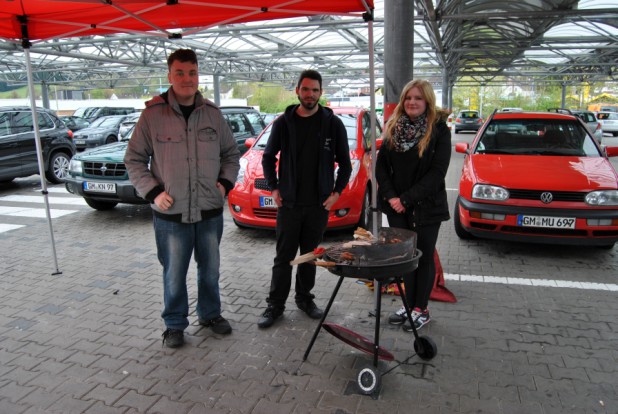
[{"x1": 125, "y1": 49, "x2": 240, "y2": 348}]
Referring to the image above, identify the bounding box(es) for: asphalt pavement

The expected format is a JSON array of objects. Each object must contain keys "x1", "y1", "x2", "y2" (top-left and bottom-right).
[{"x1": 0, "y1": 135, "x2": 617, "y2": 413}]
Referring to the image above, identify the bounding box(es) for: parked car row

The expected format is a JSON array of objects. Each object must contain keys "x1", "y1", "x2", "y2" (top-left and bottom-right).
[
  {"x1": 63, "y1": 106, "x2": 267, "y2": 209},
  {"x1": 4, "y1": 104, "x2": 618, "y2": 250}
]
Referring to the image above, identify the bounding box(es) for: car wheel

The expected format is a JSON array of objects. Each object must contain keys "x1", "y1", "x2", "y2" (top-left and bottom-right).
[
  {"x1": 356, "y1": 187, "x2": 371, "y2": 230},
  {"x1": 105, "y1": 135, "x2": 117, "y2": 145},
  {"x1": 454, "y1": 199, "x2": 474, "y2": 239},
  {"x1": 45, "y1": 152, "x2": 71, "y2": 184},
  {"x1": 84, "y1": 197, "x2": 118, "y2": 210},
  {"x1": 613, "y1": 132, "x2": 618, "y2": 137},
  {"x1": 454, "y1": 129, "x2": 459, "y2": 134}
]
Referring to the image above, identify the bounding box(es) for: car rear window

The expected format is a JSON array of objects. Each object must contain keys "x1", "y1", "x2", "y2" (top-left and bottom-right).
[
  {"x1": 459, "y1": 111, "x2": 478, "y2": 119},
  {"x1": 475, "y1": 119, "x2": 600, "y2": 157},
  {"x1": 576, "y1": 112, "x2": 595, "y2": 123}
]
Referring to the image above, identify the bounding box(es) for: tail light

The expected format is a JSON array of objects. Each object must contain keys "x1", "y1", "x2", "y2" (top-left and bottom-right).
[
  {"x1": 477, "y1": 118, "x2": 483, "y2": 124},
  {"x1": 595, "y1": 122, "x2": 601, "y2": 131},
  {"x1": 67, "y1": 130, "x2": 74, "y2": 139},
  {"x1": 455, "y1": 118, "x2": 461, "y2": 123}
]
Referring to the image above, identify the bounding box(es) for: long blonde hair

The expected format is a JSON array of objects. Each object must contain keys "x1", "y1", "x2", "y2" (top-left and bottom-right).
[{"x1": 384, "y1": 79, "x2": 437, "y2": 157}]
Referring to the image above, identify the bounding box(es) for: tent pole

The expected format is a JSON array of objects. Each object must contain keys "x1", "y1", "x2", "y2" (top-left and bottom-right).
[
  {"x1": 365, "y1": 11, "x2": 379, "y2": 237},
  {"x1": 24, "y1": 48, "x2": 62, "y2": 275}
]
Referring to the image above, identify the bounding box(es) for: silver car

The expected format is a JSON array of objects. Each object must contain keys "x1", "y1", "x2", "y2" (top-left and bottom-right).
[
  {"x1": 72, "y1": 114, "x2": 131, "y2": 151},
  {"x1": 453, "y1": 110, "x2": 483, "y2": 133},
  {"x1": 596, "y1": 112, "x2": 618, "y2": 137}
]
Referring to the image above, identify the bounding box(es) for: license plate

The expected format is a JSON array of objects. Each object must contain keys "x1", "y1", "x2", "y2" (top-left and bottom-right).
[
  {"x1": 75, "y1": 140, "x2": 85, "y2": 145},
  {"x1": 517, "y1": 215, "x2": 575, "y2": 229},
  {"x1": 259, "y1": 196, "x2": 277, "y2": 208},
  {"x1": 83, "y1": 182, "x2": 116, "y2": 193}
]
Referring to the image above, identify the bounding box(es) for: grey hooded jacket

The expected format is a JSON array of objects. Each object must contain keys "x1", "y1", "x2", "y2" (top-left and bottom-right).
[{"x1": 124, "y1": 88, "x2": 240, "y2": 223}]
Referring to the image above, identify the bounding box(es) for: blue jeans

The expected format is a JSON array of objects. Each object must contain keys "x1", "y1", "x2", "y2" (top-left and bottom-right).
[{"x1": 153, "y1": 214, "x2": 223, "y2": 331}]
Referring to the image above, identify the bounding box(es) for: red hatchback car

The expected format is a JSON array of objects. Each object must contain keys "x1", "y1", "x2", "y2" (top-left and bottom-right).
[
  {"x1": 454, "y1": 110, "x2": 618, "y2": 248},
  {"x1": 228, "y1": 106, "x2": 382, "y2": 231}
]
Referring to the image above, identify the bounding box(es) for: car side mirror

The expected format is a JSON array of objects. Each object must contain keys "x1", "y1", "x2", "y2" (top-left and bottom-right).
[
  {"x1": 455, "y1": 142, "x2": 469, "y2": 154},
  {"x1": 244, "y1": 138, "x2": 256, "y2": 149},
  {"x1": 605, "y1": 146, "x2": 618, "y2": 158}
]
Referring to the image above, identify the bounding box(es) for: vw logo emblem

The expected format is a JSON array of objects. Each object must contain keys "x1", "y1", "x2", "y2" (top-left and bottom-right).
[{"x1": 540, "y1": 192, "x2": 553, "y2": 204}]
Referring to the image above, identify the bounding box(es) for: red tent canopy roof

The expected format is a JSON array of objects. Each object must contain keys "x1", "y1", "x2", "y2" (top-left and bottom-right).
[{"x1": 1, "y1": 0, "x2": 373, "y2": 42}]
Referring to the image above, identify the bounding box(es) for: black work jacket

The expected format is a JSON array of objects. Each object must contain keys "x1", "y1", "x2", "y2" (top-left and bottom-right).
[
  {"x1": 375, "y1": 119, "x2": 451, "y2": 227},
  {"x1": 262, "y1": 104, "x2": 352, "y2": 207}
]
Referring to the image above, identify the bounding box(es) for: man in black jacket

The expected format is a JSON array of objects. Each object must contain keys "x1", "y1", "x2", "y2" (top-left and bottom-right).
[{"x1": 258, "y1": 70, "x2": 352, "y2": 328}]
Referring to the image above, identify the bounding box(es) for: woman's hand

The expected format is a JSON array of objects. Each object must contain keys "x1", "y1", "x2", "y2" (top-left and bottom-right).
[
  {"x1": 389, "y1": 197, "x2": 406, "y2": 214},
  {"x1": 272, "y1": 189, "x2": 283, "y2": 207}
]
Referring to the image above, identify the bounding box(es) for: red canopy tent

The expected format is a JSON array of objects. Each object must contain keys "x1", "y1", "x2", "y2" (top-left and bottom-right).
[{"x1": 0, "y1": 0, "x2": 377, "y2": 273}]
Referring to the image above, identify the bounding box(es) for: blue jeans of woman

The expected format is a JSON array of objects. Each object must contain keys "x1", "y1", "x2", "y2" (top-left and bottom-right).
[
  {"x1": 153, "y1": 213, "x2": 223, "y2": 331},
  {"x1": 267, "y1": 205, "x2": 329, "y2": 309}
]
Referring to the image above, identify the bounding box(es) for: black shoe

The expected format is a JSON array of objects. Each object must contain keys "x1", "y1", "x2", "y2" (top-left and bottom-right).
[
  {"x1": 199, "y1": 315, "x2": 232, "y2": 334},
  {"x1": 162, "y1": 328, "x2": 184, "y2": 348},
  {"x1": 258, "y1": 306, "x2": 283, "y2": 328},
  {"x1": 402, "y1": 309, "x2": 430, "y2": 332},
  {"x1": 388, "y1": 306, "x2": 408, "y2": 325},
  {"x1": 297, "y1": 300, "x2": 324, "y2": 319}
]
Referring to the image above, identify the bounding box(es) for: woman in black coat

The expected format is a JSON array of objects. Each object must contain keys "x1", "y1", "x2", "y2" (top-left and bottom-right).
[{"x1": 376, "y1": 79, "x2": 451, "y2": 331}]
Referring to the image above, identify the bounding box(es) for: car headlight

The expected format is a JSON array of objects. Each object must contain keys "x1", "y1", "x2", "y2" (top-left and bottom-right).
[
  {"x1": 472, "y1": 184, "x2": 509, "y2": 201},
  {"x1": 69, "y1": 158, "x2": 83, "y2": 174},
  {"x1": 586, "y1": 190, "x2": 618, "y2": 206},
  {"x1": 236, "y1": 157, "x2": 248, "y2": 184}
]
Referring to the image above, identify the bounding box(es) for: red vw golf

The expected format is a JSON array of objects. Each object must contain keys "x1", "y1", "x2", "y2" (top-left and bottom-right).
[
  {"x1": 454, "y1": 110, "x2": 618, "y2": 249},
  {"x1": 228, "y1": 106, "x2": 382, "y2": 231}
]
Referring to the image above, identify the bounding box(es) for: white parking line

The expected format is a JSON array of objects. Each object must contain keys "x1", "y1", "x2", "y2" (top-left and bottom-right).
[
  {"x1": 0, "y1": 206, "x2": 77, "y2": 218},
  {"x1": 445, "y1": 273, "x2": 618, "y2": 291},
  {"x1": 0, "y1": 195, "x2": 87, "y2": 206},
  {"x1": 0, "y1": 223, "x2": 26, "y2": 234}
]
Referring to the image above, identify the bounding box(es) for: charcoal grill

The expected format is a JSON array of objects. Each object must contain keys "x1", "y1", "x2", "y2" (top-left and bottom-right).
[{"x1": 302, "y1": 227, "x2": 437, "y2": 395}]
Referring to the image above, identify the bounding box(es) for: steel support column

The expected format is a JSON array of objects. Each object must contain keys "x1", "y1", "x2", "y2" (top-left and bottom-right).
[{"x1": 383, "y1": 0, "x2": 414, "y2": 122}]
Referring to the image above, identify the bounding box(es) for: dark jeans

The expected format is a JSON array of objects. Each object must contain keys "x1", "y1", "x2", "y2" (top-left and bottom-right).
[
  {"x1": 267, "y1": 205, "x2": 329, "y2": 309},
  {"x1": 386, "y1": 214, "x2": 441, "y2": 311}
]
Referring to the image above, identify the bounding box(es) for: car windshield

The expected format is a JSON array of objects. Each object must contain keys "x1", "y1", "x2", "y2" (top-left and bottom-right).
[
  {"x1": 459, "y1": 111, "x2": 478, "y2": 119},
  {"x1": 87, "y1": 117, "x2": 108, "y2": 128},
  {"x1": 95, "y1": 117, "x2": 122, "y2": 128},
  {"x1": 73, "y1": 107, "x2": 98, "y2": 118},
  {"x1": 474, "y1": 119, "x2": 600, "y2": 156},
  {"x1": 253, "y1": 113, "x2": 359, "y2": 150}
]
